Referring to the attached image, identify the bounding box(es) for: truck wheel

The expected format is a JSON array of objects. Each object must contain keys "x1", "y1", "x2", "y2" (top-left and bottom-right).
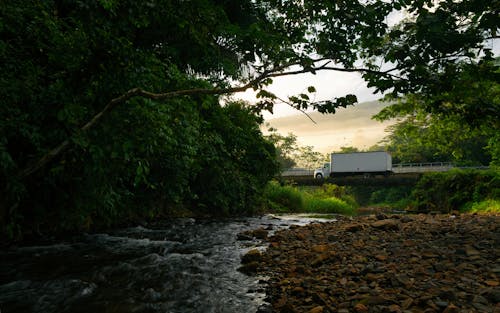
[{"x1": 315, "y1": 173, "x2": 323, "y2": 179}]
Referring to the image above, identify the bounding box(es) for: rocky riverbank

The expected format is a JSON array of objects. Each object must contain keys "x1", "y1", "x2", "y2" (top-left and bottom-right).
[{"x1": 244, "y1": 214, "x2": 500, "y2": 313}]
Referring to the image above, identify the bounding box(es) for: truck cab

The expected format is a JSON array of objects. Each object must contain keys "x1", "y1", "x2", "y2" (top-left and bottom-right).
[{"x1": 313, "y1": 163, "x2": 330, "y2": 179}]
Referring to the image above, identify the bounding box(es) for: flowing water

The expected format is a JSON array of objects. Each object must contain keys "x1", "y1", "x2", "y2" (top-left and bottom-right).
[{"x1": 0, "y1": 214, "x2": 334, "y2": 313}]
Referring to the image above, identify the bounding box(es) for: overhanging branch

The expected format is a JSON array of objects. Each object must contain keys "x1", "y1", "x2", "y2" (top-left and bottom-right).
[{"x1": 18, "y1": 63, "x2": 399, "y2": 179}]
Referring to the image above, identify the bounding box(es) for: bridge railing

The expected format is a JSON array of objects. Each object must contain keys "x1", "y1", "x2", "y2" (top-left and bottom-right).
[
  {"x1": 392, "y1": 162, "x2": 454, "y2": 168},
  {"x1": 281, "y1": 168, "x2": 314, "y2": 177}
]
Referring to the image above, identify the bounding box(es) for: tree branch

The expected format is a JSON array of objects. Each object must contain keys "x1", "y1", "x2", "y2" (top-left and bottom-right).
[{"x1": 18, "y1": 62, "x2": 398, "y2": 179}]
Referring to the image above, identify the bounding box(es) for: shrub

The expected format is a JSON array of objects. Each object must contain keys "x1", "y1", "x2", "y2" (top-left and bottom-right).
[
  {"x1": 264, "y1": 181, "x2": 357, "y2": 214},
  {"x1": 461, "y1": 199, "x2": 500, "y2": 214},
  {"x1": 410, "y1": 169, "x2": 500, "y2": 213},
  {"x1": 264, "y1": 181, "x2": 304, "y2": 212},
  {"x1": 302, "y1": 195, "x2": 356, "y2": 215}
]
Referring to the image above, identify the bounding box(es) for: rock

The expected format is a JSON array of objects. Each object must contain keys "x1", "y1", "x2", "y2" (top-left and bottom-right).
[
  {"x1": 312, "y1": 244, "x2": 329, "y2": 253},
  {"x1": 308, "y1": 306, "x2": 324, "y2": 313},
  {"x1": 239, "y1": 228, "x2": 269, "y2": 240},
  {"x1": 371, "y1": 219, "x2": 400, "y2": 230},
  {"x1": 442, "y1": 304, "x2": 459, "y2": 313},
  {"x1": 344, "y1": 223, "x2": 365, "y2": 232},
  {"x1": 236, "y1": 233, "x2": 253, "y2": 241},
  {"x1": 354, "y1": 303, "x2": 369, "y2": 312},
  {"x1": 279, "y1": 303, "x2": 299, "y2": 313},
  {"x1": 256, "y1": 214, "x2": 500, "y2": 313},
  {"x1": 241, "y1": 249, "x2": 262, "y2": 264},
  {"x1": 388, "y1": 304, "x2": 402, "y2": 313},
  {"x1": 400, "y1": 216, "x2": 413, "y2": 223},
  {"x1": 237, "y1": 261, "x2": 259, "y2": 274},
  {"x1": 401, "y1": 298, "x2": 413, "y2": 309},
  {"x1": 483, "y1": 289, "x2": 500, "y2": 302},
  {"x1": 485, "y1": 280, "x2": 499, "y2": 287},
  {"x1": 376, "y1": 213, "x2": 389, "y2": 220},
  {"x1": 310, "y1": 253, "x2": 329, "y2": 267}
]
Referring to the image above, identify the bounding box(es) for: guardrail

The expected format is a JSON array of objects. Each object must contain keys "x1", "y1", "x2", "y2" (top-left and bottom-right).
[
  {"x1": 281, "y1": 163, "x2": 488, "y2": 177},
  {"x1": 281, "y1": 168, "x2": 314, "y2": 177},
  {"x1": 392, "y1": 162, "x2": 454, "y2": 168},
  {"x1": 392, "y1": 162, "x2": 454, "y2": 173}
]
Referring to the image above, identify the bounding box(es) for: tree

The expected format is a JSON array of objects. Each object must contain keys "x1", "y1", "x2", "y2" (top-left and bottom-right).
[
  {"x1": 373, "y1": 95, "x2": 494, "y2": 165},
  {"x1": 295, "y1": 146, "x2": 325, "y2": 169},
  {"x1": 338, "y1": 146, "x2": 361, "y2": 153},
  {"x1": 1, "y1": 0, "x2": 497, "y2": 238},
  {"x1": 265, "y1": 127, "x2": 299, "y2": 169}
]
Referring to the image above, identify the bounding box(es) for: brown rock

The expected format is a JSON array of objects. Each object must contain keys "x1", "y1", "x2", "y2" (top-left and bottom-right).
[
  {"x1": 291, "y1": 286, "x2": 305, "y2": 295},
  {"x1": 239, "y1": 228, "x2": 269, "y2": 240},
  {"x1": 345, "y1": 223, "x2": 365, "y2": 232},
  {"x1": 241, "y1": 249, "x2": 262, "y2": 264},
  {"x1": 401, "y1": 298, "x2": 413, "y2": 309},
  {"x1": 237, "y1": 261, "x2": 259, "y2": 274},
  {"x1": 279, "y1": 303, "x2": 298, "y2": 313},
  {"x1": 388, "y1": 304, "x2": 402, "y2": 313},
  {"x1": 442, "y1": 304, "x2": 459, "y2": 313},
  {"x1": 308, "y1": 306, "x2": 324, "y2": 313},
  {"x1": 312, "y1": 244, "x2": 329, "y2": 253},
  {"x1": 354, "y1": 303, "x2": 369, "y2": 312},
  {"x1": 485, "y1": 280, "x2": 499, "y2": 287},
  {"x1": 374, "y1": 254, "x2": 388, "y2": 261},
  {"x1": 311, "y1": 253, "x2": 329, "y2": 267},
  {"x1": 371, "y1": 219, "x2": 400, "y2": 230}
]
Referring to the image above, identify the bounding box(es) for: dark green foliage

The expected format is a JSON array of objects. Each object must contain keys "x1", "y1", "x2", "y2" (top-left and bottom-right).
[
  {"x1": 1, "y1": 0, "x2": 497, "y2": 240},
  {"x1": 410, "y1": 169, "x2": 500, "y2": 213},
  {"x1": 348, "y1": 185, "x2": 414, "y2": 208},
  {"x1": 368, "y1": 186, "x2": 413, "y2": 209},
  {"x1": 0, "y1": 1, "x2": 281, "y2": 239},
  {"x1": 190, "y1": 102, "x2": 279, "y2": 215}
]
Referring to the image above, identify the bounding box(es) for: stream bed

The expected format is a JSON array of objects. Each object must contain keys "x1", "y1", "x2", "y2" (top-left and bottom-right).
[{"x1": 0, "y1": 214, "x2": 334, "y2": 313}]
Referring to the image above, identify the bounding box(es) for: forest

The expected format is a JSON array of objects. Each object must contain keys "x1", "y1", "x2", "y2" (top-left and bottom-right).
[{"x1": 1, "y1": 0, "x2": 498, "y2": 241}]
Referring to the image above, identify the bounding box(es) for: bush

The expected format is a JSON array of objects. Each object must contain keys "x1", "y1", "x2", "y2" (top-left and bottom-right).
[
  {"x1": 302, "y1": 195, "x2": 356, "y2": 215},
  {"x1": 368, "y1": 186, "x2": 413, "y2": 209},
  {"x1": 264, "y1": 181, "x2": 304, "y2": 212},
  {"x1": 461, "y1": 199, "x2": 500, "y2": 214},
  {"x1": 410, "y1": 169, "x2": 500, "y2": 213},
  {"x1": 264, "y1": 182, "x2": 357, "y2": 214}
]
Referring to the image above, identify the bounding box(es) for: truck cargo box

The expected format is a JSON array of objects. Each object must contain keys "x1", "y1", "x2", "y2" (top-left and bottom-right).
[{"x1": 331, "y1": 151, "x2": 392, "y2": 174}]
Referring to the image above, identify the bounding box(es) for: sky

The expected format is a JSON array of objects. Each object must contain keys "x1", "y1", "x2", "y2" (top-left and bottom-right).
[
  {"x1": 237, "y1": 68, "x2": 381, "y2": 119},
  {"x1": 234, "y1": 69, "x2": 388, "y2": 152},
  {"x1": 231, "y1": 6, "x2": 499, "y2": 154}
]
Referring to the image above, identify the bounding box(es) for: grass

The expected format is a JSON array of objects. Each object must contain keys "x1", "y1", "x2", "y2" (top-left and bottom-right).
[
  {"x1": 264, "y1": 181, "x2": 356, "y2": 215},
  {"x1": 461, "y1": 199, "x2": 500, "y2": 214}
]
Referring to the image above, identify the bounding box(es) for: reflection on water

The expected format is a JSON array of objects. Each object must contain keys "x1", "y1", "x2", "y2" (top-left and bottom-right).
[{"x1": 0, "y1": 215, "x2": 334, "y2": 313}]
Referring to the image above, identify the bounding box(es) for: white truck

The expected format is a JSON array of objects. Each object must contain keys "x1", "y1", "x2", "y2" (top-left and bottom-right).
[{"x1": 313, "y1": 151, "x2": 392, "y2": 179}]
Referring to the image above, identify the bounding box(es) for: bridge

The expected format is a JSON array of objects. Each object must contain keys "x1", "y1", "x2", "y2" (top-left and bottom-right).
[{"x1": 281, "y1": 162, "x2": 487, "y2": 177}]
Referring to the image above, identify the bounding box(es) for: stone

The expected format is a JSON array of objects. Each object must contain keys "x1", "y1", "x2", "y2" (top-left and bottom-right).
[
  {"x1": 279, "y1": 303, "x2": 298, "y2": 313},
  {"x1": 388, "y1": 304, "x2": 402, "y2": 313},
  {"x1": 345, "y1": 223, "x2": 365, "y2": 232},
  {"x1": 308, "y1": 306, "x2": 324, "y2": 313},
  {"x1": 354, "y1": 303, "x2": 369, "y2": 312},
  {"x1": 237, "y1": 261, "x2": 259, "y2": 274},
  {"x1": 371, "y1": 219, "x2": 400, "y2": 230},
  {"x1": 255, "y1": 214, "x2": 500, "y2": 313},
  {"x1": 241, "y1": 249, "x2": 262, "y2": 264},
  {"x1": 442, "y1": 304, "x2": 459, "y2": 313}
]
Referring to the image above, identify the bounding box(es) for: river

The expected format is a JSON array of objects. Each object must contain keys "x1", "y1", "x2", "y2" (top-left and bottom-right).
[{"x1": 0, "y1": 214, "x2": 335, "y2": 313}]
